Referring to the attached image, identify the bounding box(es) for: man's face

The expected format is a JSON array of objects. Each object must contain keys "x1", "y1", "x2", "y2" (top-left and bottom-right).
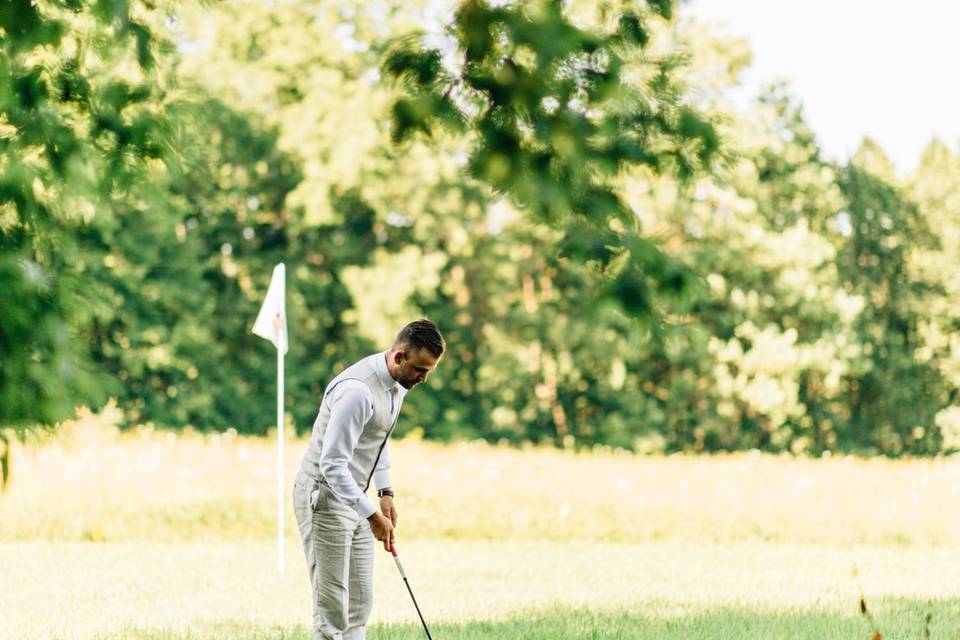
[{"x1": 392, "y1": 347, "x2": 440, "y2": 390}]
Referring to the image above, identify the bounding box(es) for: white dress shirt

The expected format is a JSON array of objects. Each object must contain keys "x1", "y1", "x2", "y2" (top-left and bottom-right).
[{"x1": 318, "y1": 352, "x2": 406, "y2": 518}]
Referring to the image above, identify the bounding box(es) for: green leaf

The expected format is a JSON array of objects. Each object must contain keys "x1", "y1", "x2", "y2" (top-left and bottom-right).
[
  {"x1": 383, "y1": 43, "x2": 443, "y2": 88},
  {"x1": 617, "y1": 13, "x2": 649, "y2": 47},
  {"x1": 650, "y1": 0, "x2": 673, "y2": 20}
]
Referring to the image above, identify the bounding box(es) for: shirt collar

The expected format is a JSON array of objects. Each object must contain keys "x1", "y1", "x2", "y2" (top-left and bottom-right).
[{"x1": 372, "y1": 351, "x2": 400, "y2": 394}]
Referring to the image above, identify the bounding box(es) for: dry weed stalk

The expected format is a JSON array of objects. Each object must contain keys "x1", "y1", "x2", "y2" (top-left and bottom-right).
[{"x1": 853, "y1": 564, "x2": 882, "y2": 640}]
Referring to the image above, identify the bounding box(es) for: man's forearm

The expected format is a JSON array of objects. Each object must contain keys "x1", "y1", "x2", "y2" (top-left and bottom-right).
[{"x1": 320, "y1": 457, "x2": 377, "y2": 518}]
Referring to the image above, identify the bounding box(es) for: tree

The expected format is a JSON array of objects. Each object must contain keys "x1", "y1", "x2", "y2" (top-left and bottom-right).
[
  {"x1": 908, "y1": 139, "x2": 960, "y2": 452},
  {"x1": 383, "y1": 0, "x2": 721, "y2": 322},
  {"x1": 1, "y1": 0, "x2": 179, "y2": 439}
]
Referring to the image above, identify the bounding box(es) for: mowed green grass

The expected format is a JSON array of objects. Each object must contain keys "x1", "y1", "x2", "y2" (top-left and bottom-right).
[
  {"x1": 88, "y1": 602, "x2": 960, "y2": 640},
  {"x1": 3, "y1": 541, "x2": 959, "y2": 639}
]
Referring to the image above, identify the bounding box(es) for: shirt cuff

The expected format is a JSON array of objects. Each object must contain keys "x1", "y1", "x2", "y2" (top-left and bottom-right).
[
  {"x1": 356, "y1": 494, "x2": 377, "y2": 520},
  {"x1": 373, "y1": 468, "x2": 392, "y2": 491}
]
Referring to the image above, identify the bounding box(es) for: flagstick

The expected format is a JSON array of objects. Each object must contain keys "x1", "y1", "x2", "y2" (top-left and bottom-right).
[
  {"x1": 252, "y1": 262, "x2": 287, "y2": 577},
  {"x1": 276, "y1": 328, "x2": 285, "y2": 576}
]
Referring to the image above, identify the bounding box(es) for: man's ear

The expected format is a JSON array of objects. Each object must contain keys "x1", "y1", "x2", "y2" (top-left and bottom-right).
[{"x1": 392, "y1": 350, "x2": 405, "y2": 364}]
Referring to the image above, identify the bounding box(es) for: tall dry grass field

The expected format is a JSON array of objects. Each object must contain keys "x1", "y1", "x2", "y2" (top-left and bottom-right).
[{"x1": 2, "y1": 407, "x2": 959, "y2": 545}]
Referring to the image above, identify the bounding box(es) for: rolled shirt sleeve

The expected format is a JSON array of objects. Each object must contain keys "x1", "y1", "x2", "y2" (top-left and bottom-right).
[{"x1": 318, "y1": 381, "x2": 378, "y2": 519}]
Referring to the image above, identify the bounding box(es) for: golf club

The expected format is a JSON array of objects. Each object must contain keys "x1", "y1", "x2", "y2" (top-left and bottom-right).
[{"x1": 390, "y1": 542, "x2": 434, "y2": 640}]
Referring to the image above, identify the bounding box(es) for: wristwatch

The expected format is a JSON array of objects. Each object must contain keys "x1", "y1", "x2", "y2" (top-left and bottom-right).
[{"x1": 377, "y1": 488, "x2": 395, "y2": 498}]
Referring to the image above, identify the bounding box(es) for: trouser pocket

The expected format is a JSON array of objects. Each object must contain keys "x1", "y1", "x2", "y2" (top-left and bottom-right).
[{"x1": 292, "y1": 473, "x2": 319, "y2": 519}]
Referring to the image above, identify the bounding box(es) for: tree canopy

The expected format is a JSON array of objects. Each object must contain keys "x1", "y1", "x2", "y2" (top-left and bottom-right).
[{"x1": 2, "y1": 0, "x2": 959, "y2": 458}]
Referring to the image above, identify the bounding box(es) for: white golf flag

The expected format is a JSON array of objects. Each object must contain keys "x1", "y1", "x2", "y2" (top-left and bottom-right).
[
  {"x1": 252, "y1": 262, "x2": 288, "y2": 575},
  {"x1": 253, "y1": 263, "x2": 288, "y2": 354}
]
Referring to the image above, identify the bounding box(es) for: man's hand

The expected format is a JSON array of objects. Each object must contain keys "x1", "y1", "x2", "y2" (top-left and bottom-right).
[
  {"x1": 379, "y1": 495, "x2": 398, "y2": 527},
  {"x1": 367, "y1": 511, "x2": 394, "y2": 552}
]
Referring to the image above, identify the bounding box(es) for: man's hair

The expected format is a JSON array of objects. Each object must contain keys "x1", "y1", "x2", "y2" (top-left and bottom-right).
[{"x1": 394, "y1": 318, "x2": 445, "y2": 358}]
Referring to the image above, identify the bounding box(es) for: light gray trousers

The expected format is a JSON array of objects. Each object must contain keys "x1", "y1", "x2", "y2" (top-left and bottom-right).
[{"x1": 293, "y1": 470, "x2": 375, "y2": 640}]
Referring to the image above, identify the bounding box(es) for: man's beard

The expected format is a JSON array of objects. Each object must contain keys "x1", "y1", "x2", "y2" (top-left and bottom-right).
[{"x1": 399, "y1": 376, "x2": 420, "y2": 390}]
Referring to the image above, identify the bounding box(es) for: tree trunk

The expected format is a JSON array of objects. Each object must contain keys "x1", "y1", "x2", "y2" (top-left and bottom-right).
[{"x1": 0, "y1": 431, "x2": 9, "y2": 491}]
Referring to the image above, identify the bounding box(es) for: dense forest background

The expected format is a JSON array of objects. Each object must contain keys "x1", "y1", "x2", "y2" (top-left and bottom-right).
[{"x1": 4, "y1": 0, "x2": 960, "y2": 457}]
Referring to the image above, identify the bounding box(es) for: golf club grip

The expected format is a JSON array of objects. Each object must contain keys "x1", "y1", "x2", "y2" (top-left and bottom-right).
[{"x1": 393, "y1": 555, "x2": 408, "y2": 579}]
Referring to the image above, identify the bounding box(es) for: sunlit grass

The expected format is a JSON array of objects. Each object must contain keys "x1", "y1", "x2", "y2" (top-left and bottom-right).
[
  {"x1": 3, "y1": 411, "x2": 960, "y2": 639},
  {"x1": 2, "y1": 407, "x2": 959, "y2": 545},
  {"x1": 95, "y1": 602, "x2": 960, "y2": 640},
  {"x1": 3, "y1": 540, "x2": 959, "y2": 639}
]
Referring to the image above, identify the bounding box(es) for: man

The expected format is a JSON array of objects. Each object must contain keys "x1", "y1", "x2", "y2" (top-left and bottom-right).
[{"x1": 293, "y1": 318, "x2": 444, "y2": 640}]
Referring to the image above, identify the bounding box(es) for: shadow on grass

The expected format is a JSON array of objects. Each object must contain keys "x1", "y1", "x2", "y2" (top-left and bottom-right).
[{"x1": 104, "y1": 598, "x2": 960, "y2": 640}]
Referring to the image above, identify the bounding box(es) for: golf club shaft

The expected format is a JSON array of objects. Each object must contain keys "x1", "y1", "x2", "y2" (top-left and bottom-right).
[{"x1": 391, "y1": 545, "x2": 433, "y2": 640}]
